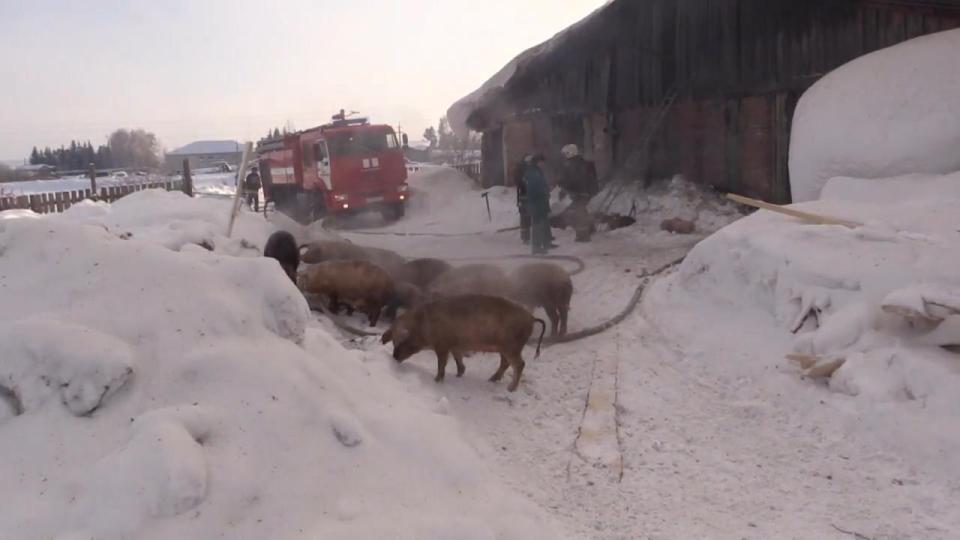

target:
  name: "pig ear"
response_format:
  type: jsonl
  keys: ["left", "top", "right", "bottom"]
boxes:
{"left": 381, "top": 328, "right": 393, "bottom": 344}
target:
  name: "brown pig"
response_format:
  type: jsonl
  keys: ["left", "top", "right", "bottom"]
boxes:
{"left": 382, "top": 294, "right": 546, "bottom": 392}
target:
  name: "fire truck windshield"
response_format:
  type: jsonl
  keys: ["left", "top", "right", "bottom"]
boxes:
{"left": 326, "top": 130, "right": 398, "bottom": 156}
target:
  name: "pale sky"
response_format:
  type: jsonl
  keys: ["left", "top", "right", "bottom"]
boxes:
{"left": 0, "top": 0, "right": 605, "bottom": 161}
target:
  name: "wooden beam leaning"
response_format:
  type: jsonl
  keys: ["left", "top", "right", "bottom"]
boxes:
{"left": 726, "top": 193, "right": 862, "bottom": 229}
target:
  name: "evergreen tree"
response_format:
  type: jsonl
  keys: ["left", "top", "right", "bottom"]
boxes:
{"left": 96, "top": 145, "right": 113, "bottom": 168}
{"left": 29, "top": 147, "right": 40, "bottom": 165}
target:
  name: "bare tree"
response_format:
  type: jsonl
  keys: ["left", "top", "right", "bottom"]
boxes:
{"left": 108, "top": 128, "right": 161, "bottom": 169}
{"left": 423, "top": 127, "right": 438, "bottom": 148}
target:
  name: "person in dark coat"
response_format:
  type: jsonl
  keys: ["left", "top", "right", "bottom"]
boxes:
{"left": 559, "top": 144, "right": 600, "bottom": 242}
{"left": 513, "top": 156, "right": 531, "bottom": 244}
{"left": 523, "top": 154, "right": 552, "bottom": 255}
{"left": 244, "top": 166, "right": 262, "bottom": 212}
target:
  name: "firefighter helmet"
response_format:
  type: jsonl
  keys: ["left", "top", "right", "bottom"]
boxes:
{"left": 561, "top": 144, "right": 579, "bottom": 158}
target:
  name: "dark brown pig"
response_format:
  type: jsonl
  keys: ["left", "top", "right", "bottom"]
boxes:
{"left": 301, "top": 260, "right": 394, "bottom": 326}
{"left": 381, "top": 294, "right": 546, "bottom": 392}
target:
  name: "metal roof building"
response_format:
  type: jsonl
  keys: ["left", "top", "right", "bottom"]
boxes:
{"left": 164, "top": 140, "right": 242, "bottom": 173}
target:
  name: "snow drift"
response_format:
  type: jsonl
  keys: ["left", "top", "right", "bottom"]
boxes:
{"left": 789, "top": 28, "right": 960, "bottom": 202}
{"left": 646, "top": 172, "right": 960, "bottom": 476}
{"left": 0, "top": 191, "right": 565, "bottom": 539}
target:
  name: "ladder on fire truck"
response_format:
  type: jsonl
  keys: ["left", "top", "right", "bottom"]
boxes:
{"left": 597, "top": 86, "right": 678, "bottom": 215}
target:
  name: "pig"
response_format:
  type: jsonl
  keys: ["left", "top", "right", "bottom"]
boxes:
{"left": 300, "top": 240, "right": 406, "bottom": 279}
{"left": 396, "top": 258, "right": 453, "bottom": 290}
{"left": 263, "top": 230, "right": 299, "bottom": 283}
{"left": 426, "top": 264, "right": 516, "bottom": 300}
{"left": 383, "top": 281, "right": 426, "bottom": 320}
{"left": 362, "top": 246, "right": 407, "bottom": 279}
{"left": 509, "top": 262, "right": 573, "bottom": 336}
{"left": 660, "top": 218, "right": 696, "bottom": 234}
{"left": 299, "top": 240, "right": 369, "bottom": 264}
{"left": 301, "top": 260, "right": 394, "bottom": 326}
{"left": 381, "top": 294, "right": 546, "bottom": 392}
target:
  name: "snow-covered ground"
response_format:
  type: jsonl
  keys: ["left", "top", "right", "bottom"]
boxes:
{"left": 330, "top": 166, "right": 960, "bottom": 538}
{"left": 0, "top": 175, "right": 164, "bottom": 197}
{"left": 0, "top": 186, "right": 567, "bottom": 539}
{"left": 0, "top": 172, "right": 237, "bottom": 198}
{"left": 5, "top": 161, "right": 959, "bottom": 539}
{"left": 643, "top": 172, "right": 960, "bottom": 538}
{"left": 189, "top": 172, "right": 239, "bottom": 197}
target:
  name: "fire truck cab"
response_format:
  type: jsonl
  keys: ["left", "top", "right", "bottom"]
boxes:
{"left": 257, "top": 111, "right": 408, "bottom": 224}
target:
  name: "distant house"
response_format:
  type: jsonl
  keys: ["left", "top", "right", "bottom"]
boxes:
{"left": 164, "top": 140, "right": 242, "bottom": 173}
{"left": 14, "top": 164, "right": 57, "bottom": 180}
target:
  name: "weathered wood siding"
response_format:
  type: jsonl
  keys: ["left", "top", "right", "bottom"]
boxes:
{"left": 473, "top": 0, "right": 960, "bottom": 202}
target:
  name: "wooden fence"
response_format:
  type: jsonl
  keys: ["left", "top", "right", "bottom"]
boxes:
{"left": 454, "top": 162, "right": 481, "bottom": 183}
{"left": 0, "top": 180, "right": 184, "bottom": 215}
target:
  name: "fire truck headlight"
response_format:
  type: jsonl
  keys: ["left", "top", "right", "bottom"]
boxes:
{"left": 333, "top": 194, "right": 348, "bottom": 202}
{"left": 342, "top": 203, "right": 350, "bottom": 209}
{"left": 399, "top": 194, "right": 406, "bottom": 201}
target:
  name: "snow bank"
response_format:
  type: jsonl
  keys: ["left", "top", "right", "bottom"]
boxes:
{"left": 589, "top": 175, "right": 741, "bottom": 232}
{"left": 0, "top": 195, "right": 565, "bottom": 539}
{"left": 190, "top": 172, "right": 237, "bottom": 196}
{"left": 0, "top": 172, "right": 236, "bottom": 198}
{"left": 646, "top": 172, "right": 960, "bottom": 475}
{"left": 822, "top": 170, "right": 960, "bottom": 204}
{"left": 789, "top": 29, "right": 960, "bottom": 202}
{"left": 58, "top": 189, "right": 282, "bottom": 256}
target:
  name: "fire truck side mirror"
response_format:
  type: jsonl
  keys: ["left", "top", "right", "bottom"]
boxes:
{"left": 402, "top": 133, "right": 409, "bottom": 147}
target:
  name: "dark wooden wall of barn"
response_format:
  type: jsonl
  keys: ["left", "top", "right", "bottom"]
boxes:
{"left": 479, "top": 0, "right": 960, "bottom": 202}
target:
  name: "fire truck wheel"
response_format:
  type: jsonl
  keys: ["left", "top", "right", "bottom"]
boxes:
{"left": 381, "top": 203, "right": 405, "bottom": 222}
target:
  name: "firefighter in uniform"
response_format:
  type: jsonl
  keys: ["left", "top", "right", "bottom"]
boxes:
{"left": 523, "top": 154, "right": 552, "bottom": 255}
{"left": 559, "top": 144, "right": 599, "bottom": 242}
{"left": 244, "top": 165, "right": 262, "bottom": 212}
{"left": 513, "top": 156, "right": 531, "bottom": 244}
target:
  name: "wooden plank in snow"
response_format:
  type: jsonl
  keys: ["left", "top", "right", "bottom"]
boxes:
{"left": 572, "top": 352, "right": 623, "bottom": 481}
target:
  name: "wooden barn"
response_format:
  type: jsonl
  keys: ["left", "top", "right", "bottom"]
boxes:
{"left": 449, "top": 0, "right": 960, "bottom": 202}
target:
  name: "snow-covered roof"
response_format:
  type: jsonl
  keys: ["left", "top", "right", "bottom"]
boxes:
{"left": 15, "top": 164, "right": 55, "bottom": 171}
{"left": 167, "top": 140, "right": 241, "bottom": 156}
{"left": 447, "top": 0, "right": 614, "bottom": 135}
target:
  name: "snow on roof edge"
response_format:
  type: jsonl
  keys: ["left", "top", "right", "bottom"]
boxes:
{"left": 167, "top": 140, "right": 243, "bottom": 156}
{"left": 447, "top": 0, "right": 615, "bottom": 135}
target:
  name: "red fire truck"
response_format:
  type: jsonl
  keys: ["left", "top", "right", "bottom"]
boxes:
{"left": 256, "top": 111, "right": 409, "bottom": 223}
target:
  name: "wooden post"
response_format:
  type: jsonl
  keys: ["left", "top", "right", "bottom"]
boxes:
{"left": 88, "top": 163, "right": 97, "bottom": 198}
{"left": 16, "top": 195, "right": 28, "bottom": 209}
{"left": 226, "top": 142, "right": 254, "bottom": 238}
{"left": 182, "top": 159, "right": 193, "bottom": 197}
